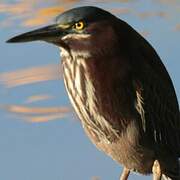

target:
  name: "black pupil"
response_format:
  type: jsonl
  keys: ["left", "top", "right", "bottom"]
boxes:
{"left": 77, "top": 23, "right": 82, "bottom": 27}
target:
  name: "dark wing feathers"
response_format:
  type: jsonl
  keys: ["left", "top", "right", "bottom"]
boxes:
{"left": 132, "top": 35, "right": 180, "bottom": 154}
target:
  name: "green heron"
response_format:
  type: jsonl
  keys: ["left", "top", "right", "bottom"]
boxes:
{"left": 7, "top": 6, "right": 180, "bottom": 180}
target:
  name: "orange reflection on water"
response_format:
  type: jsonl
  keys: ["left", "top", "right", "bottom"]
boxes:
{"left": 25, "top": 94, "right": 54, "bottom": 104}
{"left": 0, "top": 1, "right": 32, "bottom": 15}
{"left": 0, "top": 64, "right": 61, "bottom": 88}
{"left": 0, "top": 1, "right": 33, "bottom": 27}
{"left": 0, "top": 1, "right": 77, "bottom": 27}
{"left": 24, "top": 6, "right": 65, "bottom": 27}
{"left": 21, "top": 114, "right": 67, "bottom": 123}
{"left": 5, "top": 105, "right": 68, "bottom": 114}
{"left": 3, "top": 104, "right": 70, "bottom": 123}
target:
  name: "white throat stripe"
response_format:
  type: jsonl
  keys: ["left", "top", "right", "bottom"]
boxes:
{"left": 62, "top": 34, "right": 91, "bottom": 41}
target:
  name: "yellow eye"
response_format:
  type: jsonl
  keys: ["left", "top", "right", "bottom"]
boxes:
{"left": 74, "top": 21, "right": 85, "bottom": 30}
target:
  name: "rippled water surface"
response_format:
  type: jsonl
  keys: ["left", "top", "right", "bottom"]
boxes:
{"left": 0, "top": 1, "right": 180, "bottom": 180}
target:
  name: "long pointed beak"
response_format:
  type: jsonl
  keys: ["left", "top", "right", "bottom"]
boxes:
{"left": 6, "top": 24, "right": 65, "bottom": 43}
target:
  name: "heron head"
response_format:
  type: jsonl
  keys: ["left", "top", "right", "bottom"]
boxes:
{"left": 7, "top": 6, "right": 121, "bottom": 56}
